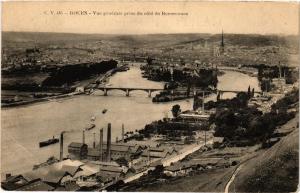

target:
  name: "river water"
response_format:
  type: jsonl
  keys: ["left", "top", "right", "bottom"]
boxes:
{"left": 1, "top": 67, "right": 260, "bottom": 177}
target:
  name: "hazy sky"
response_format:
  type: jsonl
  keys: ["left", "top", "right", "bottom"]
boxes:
{"left": 2, "top": 1, "right": 299, "bottom": 35}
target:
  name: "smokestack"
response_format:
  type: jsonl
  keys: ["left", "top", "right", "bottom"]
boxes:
{"left": 202, "top": 91, "right": 205, "bottom": 112}
{"left": 99, "top": 128, "right": 103, "bottom": 162}
{"left": 116, "top": 137, "right": 118, "bottom": 143}
{"left": 279, "top": 64, "right": 282, "bottom": 78}
{"left": 122, "top": 124, "right": 125, "bottom": 143}
{"left": 107, "top": 123, "right": 111, "bottom": 162}
{"left": 82, "top": 130, "right": 85, "bottom": 144}
{"left": 60, "top": 132, "right": 64, "bottom": 161}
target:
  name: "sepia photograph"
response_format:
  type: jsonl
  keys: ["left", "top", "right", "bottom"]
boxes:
{"left": 1, "top": 1, "right": 299, "bottom": 192}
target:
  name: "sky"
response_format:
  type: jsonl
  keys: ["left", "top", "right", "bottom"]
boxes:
{"left": 2, "top": 1, "right": 299, "bottom": 35}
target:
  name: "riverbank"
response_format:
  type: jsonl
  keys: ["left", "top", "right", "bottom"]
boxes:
{"left": 1, "top": 64, "right": 129, "bottom": 108}
{"left": 1, "top": 91, "right": 83, "bottom": 108}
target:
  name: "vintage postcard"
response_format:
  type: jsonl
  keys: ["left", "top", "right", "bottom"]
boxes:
{"left": 1, "top": 1, "right": 299, "bottom": 192}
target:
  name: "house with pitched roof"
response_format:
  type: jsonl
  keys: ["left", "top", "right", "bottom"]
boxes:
{"left": 164, "top": 163, "right": 193, "bottom": 177}
{"left": 141, "top": 146, "right": 178, "bottom": 159}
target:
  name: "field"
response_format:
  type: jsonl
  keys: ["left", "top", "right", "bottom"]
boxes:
{"left": 135, "top": 167, "right": 236, "bottom": 192}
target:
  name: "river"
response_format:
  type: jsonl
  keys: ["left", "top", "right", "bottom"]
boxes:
{"left": 1, "top": 67, "right": 260, "bottom": 177}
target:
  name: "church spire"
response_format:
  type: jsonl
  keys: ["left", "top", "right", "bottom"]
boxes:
{"left": 220, "top": 30, "right": 224, "bottom": 54}
{"left": 221, "top": 30, "right": 224, "bottom": 47}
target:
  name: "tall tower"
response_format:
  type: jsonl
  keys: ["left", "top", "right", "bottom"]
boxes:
{"left": 220, "top": 30, "right": 225, "bottom": 54}
{"left": 170, "top": 64, "right": 174, "bottom": 82}
{"left": 99, "top": 128, "right": 103, "bottom": 162}
{"left": 60, "top": 132, "right": 64, "bottom": 161}
{"left": 106, "top": 123, "right": 112, "bottom": 162}
{"left": 122, "top": 124, "right": 125, "bottom": 143}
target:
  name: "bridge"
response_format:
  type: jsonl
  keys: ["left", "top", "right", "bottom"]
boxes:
{"left": 89, "top": 86, "right": 262, "bottom": 97}
{"left": 92, "top": 87, "right": 165, "bottom": 97}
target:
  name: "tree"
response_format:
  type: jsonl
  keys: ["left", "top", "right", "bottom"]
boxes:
{"left": 236, "top": 92, "right": 249, "bottom": 107}
{"left": 186, "top": 81, "right": 191, "bottom": 97}
{"left": 193, "top": 95, "right": 203, "bottom": 111}
{"left": 171, "top": 104, "right": 181, "bottom": 118}
{"left": 213, "top": 109, "right": 238, "bottom": 138}
{"left": 146, "top": 57, "right": 153, "bottom": 65}
{"left": 152, "top": 165, "right": 164, "bottom": 177}
{"left": 217, "top": 92, "right": 221, "bottom": 101}
{"left": 247, "top": 85, "right": 251, "bottom": 98}
{"left": 252, "top": 88, "right": 255, "bottom": 97}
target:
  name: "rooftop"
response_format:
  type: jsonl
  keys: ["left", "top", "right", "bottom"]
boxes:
{"left": 87, "top": 160, "right": 120, "bottom": 167}
{"left": 142, "top": 151, "right": 168, "bottom": 158}
{"left": 55, "top": 182, "right": 81, "bottom": 191}
{"left": 68, "top": 142, "right": 87, "bottom": 148}
{"left": 16, "top": 180, "right": 55, "bottom": 191}
{"left": 100, "top": 166, "right": 124, "bottom": 173}
{"left": 23, "top": 159, "right": 84, "bottom": 183}
{"left": 165, "top": 163, "right": 192, "bottom": 172}
{"left": 1, "top": 175, "right": 29, "bottom": 190}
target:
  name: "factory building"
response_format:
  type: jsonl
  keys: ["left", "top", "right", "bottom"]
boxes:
{"left": 86, "top": 148, "right": 101, "bottom": 161}
{"left": 68, "top": 123, "right": 142, "bottom": 162}
{"left": 88, "top": 143, "right": 143, "bottom": 161}
{"left": 141, "top": 146, "right": 178, "bottom": 159}
{"left": 68, "top": 143, "right": 88, "bottom": 160}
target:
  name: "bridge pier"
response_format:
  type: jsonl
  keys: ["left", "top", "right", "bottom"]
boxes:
{"left": 104, "top": 88, "right": 108, "bottom": 96}
{"left": 217, "top": 91, "right": 223, "bottom": 100}
{"left": 126, "top": 89, "right": 129, "bottom": 97}
{"left": 148, "top": 90, "right": 152, "bottom": 97}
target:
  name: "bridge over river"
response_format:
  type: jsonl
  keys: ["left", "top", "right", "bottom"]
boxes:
{"left": 89, "top": 86, "right": 262, "bottom": 97}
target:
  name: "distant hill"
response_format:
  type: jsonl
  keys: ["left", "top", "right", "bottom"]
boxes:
{"left": 2, "top": 31, "right": 298, "bottom": 49}
{"left": 2, "top": 31, "right": 298, "bottom": 67}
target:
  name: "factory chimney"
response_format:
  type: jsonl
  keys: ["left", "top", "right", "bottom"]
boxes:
{"left": 107, "top": 123, "right": 112, "bottom": 162}
{"left": 202, "top": 91, "right": 205, "bottom": 112}
{"left": 82, "top": 130, "right": 85, "bottom": 144}
{"left": 116, "top": 137, "right": 118, "bottom": 143}
{"left": 99, "top": 128, "right": 103, "bottom": 162}
{"left": 122, "top": 124, "right": 125, "bottom": 143}
{"left": 279, "top": 65, "right": 282, "bottom": 78}
{"left": 60, "top": 132, "right": 64, "bottom": 161}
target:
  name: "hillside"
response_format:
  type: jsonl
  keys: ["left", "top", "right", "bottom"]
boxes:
{"left": 233, "top": 115, "right": 299, "bottom": 192}
{"left": 2, "top": 32, "right": 298, "bottom": 49}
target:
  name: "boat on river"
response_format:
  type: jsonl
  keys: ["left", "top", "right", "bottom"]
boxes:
{"left": 102, "top": 109, "right": 108, "bottom": 114}
{"left": 39, "top": 137, "right": 59, "bottom": 148}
